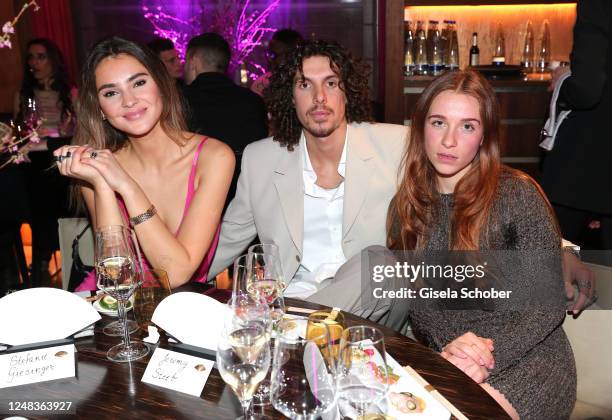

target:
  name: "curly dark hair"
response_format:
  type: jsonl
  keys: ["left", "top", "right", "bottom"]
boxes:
{"left": 264, "top": 39, "right": 372, "bottom": 150}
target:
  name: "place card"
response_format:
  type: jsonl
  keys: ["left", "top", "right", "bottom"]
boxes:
{"left": 0, "top": 344, "right": 76, "bottom": 389}
{"left": 142, "top": 348, "right": 214, "bottom": 397}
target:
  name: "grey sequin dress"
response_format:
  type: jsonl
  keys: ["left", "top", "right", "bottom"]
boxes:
{"left": 395, "top": 174, "right": 577, "bottom": 419}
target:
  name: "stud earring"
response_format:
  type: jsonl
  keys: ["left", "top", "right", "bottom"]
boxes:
{"left": 101, "top": 112, "right": 106, "bottom": 121}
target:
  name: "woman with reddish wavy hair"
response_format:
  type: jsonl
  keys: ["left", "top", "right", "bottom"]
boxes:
{"left": 387, "top": 70, "right": 575, "bottom": 419}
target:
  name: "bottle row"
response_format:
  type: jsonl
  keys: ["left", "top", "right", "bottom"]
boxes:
{"left": 404, "top": 19, "right": 552, "bottom": 76}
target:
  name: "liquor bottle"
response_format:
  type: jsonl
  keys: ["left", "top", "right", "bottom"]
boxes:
{"left": 469, "top": 32, "right": 480, "bottom": 67}
{"left": 492, "top": 23, "right": 506, "bottom": 66}
{"left": 427, "top": 21, "right": 443, "bottom": 75}
{"left": 447, "top": 21, "right": 459, "bottom": 71}
{"left": 404, "top": 21, "right": 415, "bottom": 76}
{"left": 414, "top": 21, "right": 428, "bottom": 75}
{"left": 536, "top": 20, "right": 551, "bottom": 73}
{"left": 440, "top": 20, "right": 451, "bottom": 69}
{"left": 521, "top": 21, "right": 535, "bottom": 71}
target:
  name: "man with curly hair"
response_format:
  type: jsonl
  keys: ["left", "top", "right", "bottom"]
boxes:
{"left": 209, "top": 39, "right": 408, "bottom": 299}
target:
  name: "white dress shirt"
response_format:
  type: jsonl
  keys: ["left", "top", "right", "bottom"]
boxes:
{"left": 284, "top": 133, "right": 348, "bottom": 298}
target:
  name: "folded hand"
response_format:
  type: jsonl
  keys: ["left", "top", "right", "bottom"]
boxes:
{"left": 440, "top": 331, "right": 495, "bottom": 370}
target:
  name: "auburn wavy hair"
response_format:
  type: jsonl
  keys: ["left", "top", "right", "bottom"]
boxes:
{"left": 264, "top": 39, "right": 372, "bottom": 150}
{"left": 387, "top": 70, "right": 503, "bottom": 251}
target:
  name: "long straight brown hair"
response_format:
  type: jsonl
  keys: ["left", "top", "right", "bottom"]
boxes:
{"left": 387, "top": 70, "right": 502, "bottom": 250}
{"left": 73, "top": 36, "right": 187, "bottom": 151}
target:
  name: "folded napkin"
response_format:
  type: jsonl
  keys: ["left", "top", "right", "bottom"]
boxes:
{"left": 0, "top": 288, "right": 101, "bottom": 346}
{"left": 151, "top": 292, "right": 231, "bottom": 351}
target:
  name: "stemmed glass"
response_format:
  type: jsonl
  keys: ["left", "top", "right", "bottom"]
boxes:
{"left": 246, "top": 247, "right": 286, "bottom": 323}
{"left": 217, "top": 320, "right": 271, "bottom": 420}
{"left": 23, "top": 97, "right": 40, "bottom": 130}
{"left": 245, "top": 247, "right": 286, "bottom": 406}
{"left": 95, "top": 225, "right": 149, "bottom": 362}
{"left": 337, "top": 326, "right": 389, "bottom": 418}
{"left": 247, "top": 243, "right": 285, "bottom": 290}
{"left": 101, "top": 227, "right": 140, "bottom": 337}
{"left": 271, "top": 318, "right": 338, "bottom": 419}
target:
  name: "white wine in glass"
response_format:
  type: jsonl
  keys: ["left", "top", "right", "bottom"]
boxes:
{"left": 217, "top": 322, "right": 271, "bottom": 419}
{"left": 95, "top": 225, "right": 148, "bottom": 363}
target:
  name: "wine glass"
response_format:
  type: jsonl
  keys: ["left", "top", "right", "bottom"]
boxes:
{"left": 23, "top": 97, "right": 40, "bottom": 130}
{"left": 245, "top": 251, "right": 286, "bottom": 406}
{"left": 100, "top": 226, "right": 140, "bottom": 337}
{"left": 217, "top": 321, "right": 271, "bottom": 419}
{"left": 246, "top": 251, "right": 286, "bottom": 323}
{"left": 271, "top": 318, "right": 337, "bottom": 419}
{"left": 133, "top": 269, "right": 172, "bottom": 331}
{"left": 337, "top": 326, "right": 389, "bottom": 418}
{"left": 95, "top": 225, "right": 149, "bottom": 362}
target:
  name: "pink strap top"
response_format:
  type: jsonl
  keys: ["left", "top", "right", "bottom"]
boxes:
{"left": 125, "top": 137, "right": 220, "bottom": 283}
{"left": 75, "top": 138, "right": 220, "bottom": 291}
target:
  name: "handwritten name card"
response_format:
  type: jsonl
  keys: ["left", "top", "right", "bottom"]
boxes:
{"left": 142, "top": 348, "right": 213, "bottom": 397}
{"left": 0, "top": 344, "right": 76, "bottom": 388}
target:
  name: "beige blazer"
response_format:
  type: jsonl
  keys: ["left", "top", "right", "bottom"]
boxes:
{"left": 209, "top": 122, "right": 409, "bottom": 281}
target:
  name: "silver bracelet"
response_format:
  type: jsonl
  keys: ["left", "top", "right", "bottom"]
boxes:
{"left": 129, "top": 205, "right": 157, "bottom": 227}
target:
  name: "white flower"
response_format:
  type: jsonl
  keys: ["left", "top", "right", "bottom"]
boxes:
{"left": 0, "top": 39, "right": 12, "bottom": 49}
{"left": 30, "top": 133, "right": 40, "bottom": 143}
{"left": 14, "top": 154, "right": 25, "bottom": 164}
{"left": 2, "top": 22, "right": 14, "bottom": 35}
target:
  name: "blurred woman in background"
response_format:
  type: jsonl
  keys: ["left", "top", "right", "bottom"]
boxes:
{"left": 13, "top": 38, "right": 76, "bottom": 287}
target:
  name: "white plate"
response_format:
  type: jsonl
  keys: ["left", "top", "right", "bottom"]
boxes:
{"left": 92, "top": 297, "right": 133, "bottom": 317}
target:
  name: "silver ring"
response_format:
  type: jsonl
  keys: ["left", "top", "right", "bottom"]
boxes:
{"left": 90, "top": 151, "right": 98, "bottom": 160}
{"left": 54, "top": 155, "right": 64, "bottom": 163}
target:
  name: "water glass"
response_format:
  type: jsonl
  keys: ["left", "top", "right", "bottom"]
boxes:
{"left": 271, "top": 319, "right": 337, "bottom": 419}
{"left": 133, "top": 269, "right": 172, "bottom": 331}
{"left": 337, "top": 326, "right": 389, "bottom": 417}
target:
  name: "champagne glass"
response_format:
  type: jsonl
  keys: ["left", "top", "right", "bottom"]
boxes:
{"left": 95, "top": 225, "right": 148, "bottom": 362}
{"left": 101, "top": 226, "right": 140, "bottom": 337}
{"left": 337, "top": 326, "right": 389, "bottom": 418}
{"left": 133, "top": 269, "right": 172, "bottom": 331}
{"left": 217, "top": 321, "right": 271, "bottom": 419}
{"left": 271, "top": 318, "right": 337, "bottom": 419}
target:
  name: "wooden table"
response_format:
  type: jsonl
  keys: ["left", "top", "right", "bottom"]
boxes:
{"left": 1, "top": 284, "right": 509, "bottom": 419}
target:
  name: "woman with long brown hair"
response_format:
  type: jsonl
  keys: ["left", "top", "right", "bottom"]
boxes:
{"left": 387, "top": 70, "right": 575, "bottom": 419}
{"left": 53, "top": 37, "right": 234, "bottom": 289}
{"left": 13, "top": 38, "right": 77, "bottom": 287}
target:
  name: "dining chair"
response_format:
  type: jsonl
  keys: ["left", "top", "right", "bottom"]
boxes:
{"left": 57, "top": 218, "right": 94, "bottom": 290}
{"left": 564, "top": 262, "right": 612, "bottom": 417}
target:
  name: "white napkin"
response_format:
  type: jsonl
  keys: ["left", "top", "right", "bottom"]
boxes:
{"left": 0, "top": 288, "right": 101, "bottom": 346}
{"left": 151, "top": 292, "right": 231, "bottom": 351}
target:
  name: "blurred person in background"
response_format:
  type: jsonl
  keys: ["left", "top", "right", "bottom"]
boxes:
{"left": 183, "top": 32, "right": 268, "bottom": 209}
{"left": 542, "top": 1, "right": 612, "bottom": 257}
{"left": 147, "top": 37, "right": 185, "bottom": 89}
{"left": 250, "top": 28, "right": 303, "bottom": 97}
{"left": 13, "top": 38, "right": 77, "bottom": 287}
